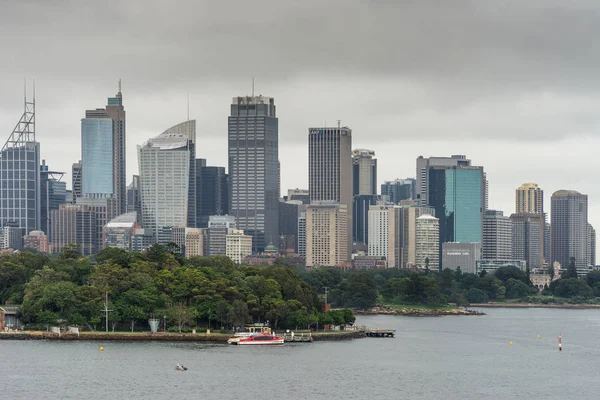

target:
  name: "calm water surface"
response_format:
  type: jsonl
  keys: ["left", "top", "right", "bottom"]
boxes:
{"left": 3, "top": 308, "right": 600, "bottom": 399}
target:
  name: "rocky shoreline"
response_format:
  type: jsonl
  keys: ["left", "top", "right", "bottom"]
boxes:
{"left": 469, "top": 303, "right": 600, "bottom": 309}
{"left": 355, "top": 306, "right": 485, "bottom": 316}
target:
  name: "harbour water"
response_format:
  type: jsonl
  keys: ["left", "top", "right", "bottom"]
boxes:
{"left": 2, "top": 308, "right": 600, "bottom": 399}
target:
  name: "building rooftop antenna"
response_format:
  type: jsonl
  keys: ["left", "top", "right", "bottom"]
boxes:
{"left": 337, "top": 120, "right": 341, "bottom": 128}
{"left": 252, "top": 77, "right": 255, "bottom": 97}
{"left": 187, "top": 92, "right": 190, "bottom": 121}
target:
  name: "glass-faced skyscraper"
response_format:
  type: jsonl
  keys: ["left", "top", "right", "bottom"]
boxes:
{"left": 551, "top": 190, "right": 588, "bottom": 268}
{"left": 0, "top": 93, "right": 40, "bottom": 234}
{"left": 80, "top": 84, "right": 126, "bottom": 214}
{"left": 428, "top": 165, "right": 484, "bottom": 267}
{"left": 138, "top": 120, "right": 196, "bottom": 242}
{"left": 228, "top": 96, "right": 278, "bottom": 252}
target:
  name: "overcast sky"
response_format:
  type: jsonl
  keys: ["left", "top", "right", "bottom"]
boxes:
{"left": 1, "top": 0, "right": 600, "bottom": 241}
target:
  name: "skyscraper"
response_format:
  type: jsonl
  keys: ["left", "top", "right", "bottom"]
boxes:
{"left": 308, "top": 126, "right": 353, "bottom": 257}
{"left": 510, "top": 213, "right": 544, "bottom": 269}
{"left": 367, "top": 204, "right": 394, "bottom": 259}
{"left": 415, "top": 214, "right": 440, "bottom": 270}
{"left": 71, "top": 160, "right": 82, "bottom": 201}
{"left": 416, "top": 155, "right": 471, "bottom": 204}
{"left": 40, "top": 161, "right": 67, "bottom": 236}
{"left": 228, "top": 96, "right": 278, "bottom": 252}
{"left": 483, "top": 210, "right": 512, "bottom": 259}
{"left": 81, "top": 112, "right": 113, "bottom": 198}
{"left": 50, "top": 203, "right": 97, "bottom": 256}
{"left": 392, "top": 202, "right": 435, "bottom": 268}
{"left": 81, "top": 85, "right": 126, "bottom": 214}
{"left": 352, "top": 194, "right": 379, "bottom": 246}
{"left": 516, "top": 183, "right": 543, "bottom": 214}
{"left": 588, "top": 223, "right": 596, "bottom": 266}
{"left": 427, "top": 165, "right": 484, "bottom": 267}
{"left": 551, "top": 190, "right": 589, "bottom": 268}
{"left": 126, "top": 175, "right": 141, "bottom": 221}
{"left": 352, "top": 149, "right": 377, "bottom": 196}
{"left": 0, "top": 92, "right": 40, "bottom": 233}
{"left": 380, "top": 178, "right": 416, "bottom": 204}
{"left": 196, "top": 159, "right": 228, "bottom": 228}
{"left": 138, "top": 120, "right": 196, "bottom": 241}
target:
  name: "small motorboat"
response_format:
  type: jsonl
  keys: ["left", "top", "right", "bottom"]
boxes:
{"left": 175, "top": 364, "right": 188, "bottom": 371}
{"left": 234, "top": 332, "right": 284, "bottom": 345}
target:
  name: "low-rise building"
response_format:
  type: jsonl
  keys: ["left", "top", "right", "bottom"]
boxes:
{"left": 475, "top": 259, "right": 527, "bottom": 275}
{"left": 226, "top": 229, "right": 252, "bottom": 264}
{"left": 24, "top": 231, "right": 50, "bottom": 253}
{"left": 442, "top": 242, "right": 481, "bottom": 273}
{"left": 103, "top": 212, "right": 140, "bottom": 251}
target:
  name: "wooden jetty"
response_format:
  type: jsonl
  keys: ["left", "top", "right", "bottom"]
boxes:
{"left": 365, "top": 328, "right": 396, "bottom": 338}
{"left": 283, "top": 332, "right": 313, "bottom": 343}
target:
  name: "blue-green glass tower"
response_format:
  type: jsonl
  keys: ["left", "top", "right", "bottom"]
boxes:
{"left": 428, "top": 165, "right": 484, "bottom": 269}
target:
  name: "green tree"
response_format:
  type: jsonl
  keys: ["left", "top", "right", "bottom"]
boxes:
{"left": 553, "top": 278, "right": 593, "bottom": 299}
{"left": 562, "top": 257, "right": 579, "bottom": 279}
{"left": 466, "top": 288, "right": 489, "bottom": 303}
{"left": 505, "top": 278, "right": 530, "bottom": 299}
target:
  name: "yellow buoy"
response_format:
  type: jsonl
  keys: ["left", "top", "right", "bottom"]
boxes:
{"left": 537, "top": 335, "right": 540, "bottom": 339}
{"left": 509, "top": 341, "right": 513, "bottom": 345}
{"left": 100, "top": 347, "right": 104, "bottom": 351}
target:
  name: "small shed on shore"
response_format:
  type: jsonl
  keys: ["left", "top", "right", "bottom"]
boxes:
{"left": 0, "top": 306, "right": 19, "bottom": 330}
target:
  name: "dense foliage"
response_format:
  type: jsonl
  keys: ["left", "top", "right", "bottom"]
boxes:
{"left": 1, "top": 245, "right": 355, "bottom": 331}
{"left": 303, "top": 259, "right": 600, "bottom": 309}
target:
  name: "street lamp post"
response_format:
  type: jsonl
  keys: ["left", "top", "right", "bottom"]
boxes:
{"left": 163, "top": 315, "right": 166, "bottom": 333}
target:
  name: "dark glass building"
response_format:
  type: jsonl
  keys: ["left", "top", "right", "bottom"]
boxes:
{"left": 381, "top": 178, "right": 415, "bottom": 204}
{"left": 40, "top": 161, "right": 67, "bottom": 236}
{"left": 196, "top": 159, "right": 228, "bottom": 228}
{"left": 353, "top": 194, "right": 379, "bottom": 246}
{"left": 229, "top": 96, "right": 278, "bottom": 252}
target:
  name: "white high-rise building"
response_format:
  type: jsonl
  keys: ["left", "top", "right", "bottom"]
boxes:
{"left": 138, "top": 121, "right": 196, "bottom": 241}
{"left": 298, "top": 212, "right": 306, "bottom": 258}
{"left": 226, "top": 229, "right": 253, "bottom": 264}
{"left": 415, "top": 214, "right": 440, "bottom": 270}
{"left": 483, "top": 210, "right": 512, "bottom": 259}
{"left": 368, "top": 205, "right": 394, "bottom": 260}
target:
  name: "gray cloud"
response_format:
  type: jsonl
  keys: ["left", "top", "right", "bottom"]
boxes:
{"left": 1, "top": 0, "right": 600, "bottom": 239}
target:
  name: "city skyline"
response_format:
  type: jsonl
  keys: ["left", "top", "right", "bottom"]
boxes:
{"left": 2, "top": 1, "right": 600, "bottom": 253}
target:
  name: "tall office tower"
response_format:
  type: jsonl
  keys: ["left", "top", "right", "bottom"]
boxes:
{"left": 483, "top": 173, "right": 489, "bottom": 212}
{"left": 126, "top": 175, "right": 141, "bottom": 221}
{"left": 305, "top": 202, "right": 348, "bottom": 268}
{"left": 381, "top": 178, "right": 416, "bottom": 204}
{"left": 482, "top": 210, "right": 512, "bottom": 259}
{"left": 287, "top": 189, "right": 310, "bottom": 204}
{"left": 196, "top": 159, "right": 228, "bottom": 228}
{"left": 392, "top": 203, "right": 436, "bottom": 268}
{"left": 50, "top": 203, "right": 97, "bottom": 256}
{"left": 81, "top": 84, "right": 126, "bottom": 215}
{"left": 415, "top": 214, "right": 440, "bottom": 270}
{"left": 510, "top": 213, "right": 544, "bottom": 269}
{"left": 106, "top": 83, "right": 127, "bottom": 215}
{"left": 352, "top": 149, "right": 377, "bottom": 196}
{"left": 279, "top": 200, "right": 307, "bottom": 253}
{"left": 428, "top": 165, "right": 484, "bottom": 268}
{"left": 71, "top": 161, "right": 82, "bottom": 201}
{"left": 81, "top": 110, "right": 113, "bottom": 198}
{"left": 308, "top": 126, "right": 353, "bottom": 258}
{"left": 208, "top": 215, "right": 237, "bottom": 255}
{"left": 551, "top": 190, "right": 588, "bottom": 269}
{"left": 367, "top": 204, "right": 395, "bottom": 261}
{"left": 138, "top": 121, "right": 196, "bottom": 241}
{"left": 416, "top": 155, "right": 471, "bottom": 204}
{"left": 298, "top": 212, "right": 306, "bottom": 258}
{"left": 229, "top": 96, "right": 278, "bottom": 252}
{"left": 0, "top": 92, "right": 41, "bottom": 233}
{"left": 587, "top": 223, "right": 596, "bottom": 266}
{"left": 353, "top": 194, "right": 380, "bottom": 246}
{"left": 40, "top": 161, "right": 67, "bottom": 236}
{"left": 516, "top": 183, "right": 544, "bottom": 214}
{"left": 543, "top": 214, "right": 551, "bottom": 263}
